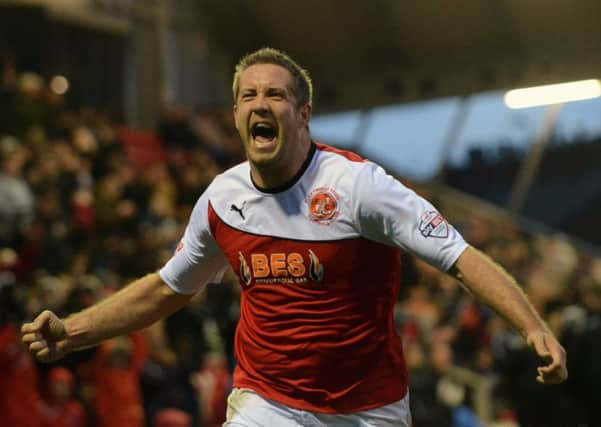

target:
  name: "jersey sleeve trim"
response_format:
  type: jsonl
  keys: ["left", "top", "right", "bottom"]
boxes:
{"left": 314, "top": 141, "right": 366, "bottom": 163}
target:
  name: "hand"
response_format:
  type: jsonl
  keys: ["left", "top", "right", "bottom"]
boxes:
{"left": 21, "top": 310, "right": 69, "bottom": 362}
{"left": 526, "top": 331, "right": 568, "bottom": 384}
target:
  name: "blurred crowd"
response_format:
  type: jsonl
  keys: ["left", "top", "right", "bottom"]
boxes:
{"left": 398, "top": 191, "right": 601, "bottom": 427}
{"left": 0, "top": 55, "right": 243, "bottom": 427}
{"left": 1, "top": 55, "right": 601, "bottom": 427}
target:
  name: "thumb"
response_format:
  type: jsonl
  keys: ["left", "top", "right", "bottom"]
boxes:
{"left": 37, "top": 310, "right": 66, "bottom": 340}
{"left": 21, "top": 310, "right": 53, "bottom": 333}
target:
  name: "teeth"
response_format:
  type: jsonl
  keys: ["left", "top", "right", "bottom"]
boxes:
{"left": 253, "top": 123, "right": 274, "bottom": 130}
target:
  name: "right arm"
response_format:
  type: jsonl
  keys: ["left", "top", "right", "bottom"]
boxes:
{"left": 22, "top": 272, "right": 193, "bottom": 362}
{"left": 23, "top": 186, "right": 228, "bottom": 363}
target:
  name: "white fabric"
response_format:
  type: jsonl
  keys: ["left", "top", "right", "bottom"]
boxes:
{"left": 353, "top": 162, "right": 467, "bottom": 271}
{"left": 223, "top": 388, "right": 412, "bottom": 427}
{"left": 159, "top": 191, "right": 228, "bottom": 294}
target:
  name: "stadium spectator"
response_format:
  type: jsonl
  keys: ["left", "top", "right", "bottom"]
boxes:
{"left": 0, "top": 134, "right": 34, "bottom": 248}
{"left": 153, "top": 407, "right": 192, "bottom": 427}
{"left": 0, "top": 274, "right": 42, "bottom": 427}
{"left": 190, "top": 351, "right": 231, "bottom": 426}
{"left": 562, "top": 273, "right": 601, "bottom": 426}
{"left": 40, "top": 367, "right": 86, "bottom": 427}
{"left": 80, "top": 332, "right": 148, "bottom": 427}
{"left": 8, "top": 72, "right": 49, "bottom": 138}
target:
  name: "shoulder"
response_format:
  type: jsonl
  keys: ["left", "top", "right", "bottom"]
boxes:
{"left": 312, "top": 143, "right": 399, "bottom": 191}
{"left": 204, "top": 161, "right": 253, "bottom": 203}
{"left": 209, "top": 161, "right": 251, "bottom": 192}
{"left": 204, "top": 161, "right": 254, "bottom": 221}
{"left": 313, "top": 142, "right": 365, "bottom": 163}
{"left": 312, "top": 142, "right": 373, "bottom": 181}
{"left": 185, "top": 161, "right": 251, "bottom": 221}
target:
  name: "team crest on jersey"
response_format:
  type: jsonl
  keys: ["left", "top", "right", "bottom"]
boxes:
{"left": 306, "top": 187, "right": 340, "bottom": 225}
{"left": 419, "top": 211, "right": 449, "bottom": 238}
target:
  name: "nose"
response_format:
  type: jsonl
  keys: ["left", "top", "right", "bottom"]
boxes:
{"left": 250, "top": 94, "right": 269, "bottom": 115}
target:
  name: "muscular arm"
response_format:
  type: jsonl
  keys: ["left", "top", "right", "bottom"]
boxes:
{"left": 22, "top": 272, "right": 193, "bottom": 362}
{"left": 450, "top": 245, "right": 567, "bottom": 384}
{"left": 451, "top": 246, "right": 545, "bottom": 337}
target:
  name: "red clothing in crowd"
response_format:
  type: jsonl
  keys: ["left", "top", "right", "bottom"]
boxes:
{"left": 41, "top": 400, "right": 86, "bottom": 427}
{"left": 83, "top": 331, "right": 148, "bottom": 427}
{"left": 153, "top": 408, "right": 192, "bottom": 427}
{"left": 41, "top": 367, "right": 86, "bottom": 427}
{"left": 0, "top": 322, "right": 42, "bottom": 427}
{"left": 192, "top": 356, "right": 231, "bottom": 426}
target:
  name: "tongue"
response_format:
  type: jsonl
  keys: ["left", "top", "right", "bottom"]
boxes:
{"left": 254, "top": 135, "right": 275, "bottom": 144}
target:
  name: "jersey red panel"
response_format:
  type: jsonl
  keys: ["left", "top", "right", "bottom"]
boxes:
{"left": 209, "top": 202, "right": 407, "bottom": 412}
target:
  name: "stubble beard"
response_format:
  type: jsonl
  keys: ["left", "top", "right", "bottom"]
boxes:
{"left": 245, "top": 133, "right": 285, "bottom": 167}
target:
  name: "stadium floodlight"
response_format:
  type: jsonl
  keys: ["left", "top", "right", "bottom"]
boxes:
{"left": 505, "top": 78, "right": 601, "bottom": 214}
{"left": 504, "top": 79, "right": 601, "bottom": 109}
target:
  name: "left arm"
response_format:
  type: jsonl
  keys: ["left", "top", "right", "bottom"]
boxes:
{"left": 450, "top": 245, "right": 568, "bottom": 384}
{"left": 351, "top": 164, "right": 567, "bottom": 384}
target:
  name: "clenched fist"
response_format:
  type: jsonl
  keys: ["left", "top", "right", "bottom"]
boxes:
{"left": 21, "top": 310, "right": 70, "bottom": 362}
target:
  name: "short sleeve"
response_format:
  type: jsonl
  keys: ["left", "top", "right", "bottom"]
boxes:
{"left": 159, "top": 190, "right": 228, "bottom": 294}
{"left": 353, "top": 162, "right": 467, "bottom": 271}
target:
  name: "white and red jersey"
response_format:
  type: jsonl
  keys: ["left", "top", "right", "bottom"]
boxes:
{"left": 159, "top": 142, "right": 467, "bottom": 413}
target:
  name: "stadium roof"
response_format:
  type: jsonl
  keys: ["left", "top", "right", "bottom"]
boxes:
{"left": 197, "top": 0, "right": 601, "bottom": 111}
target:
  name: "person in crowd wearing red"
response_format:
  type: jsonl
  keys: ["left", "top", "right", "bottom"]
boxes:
{"left": 153, "top": 407, "right": 192, "bottom": 427}
{"left": 0, "top": 275, "right": 42, "bottom": 427}
{"left": 81, "top": 332, "right": 148, "bottom": 427}
{"left": 41, "top": 367, "right": 86, "bottom": 427}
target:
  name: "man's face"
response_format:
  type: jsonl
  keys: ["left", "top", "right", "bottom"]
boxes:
{"left": 234, "top": 63, "right": 311, "bottom": 168}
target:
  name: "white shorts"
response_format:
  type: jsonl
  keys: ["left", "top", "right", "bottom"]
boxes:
{"left": 223, "top": 388, "right": 412, "bottom": 427}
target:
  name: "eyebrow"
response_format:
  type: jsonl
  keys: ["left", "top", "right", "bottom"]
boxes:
{"left": 267, "top": 88, "right": 286, "bottom": 95}
{"left": 239, "top": 85, "right": 290, "bottom": 96}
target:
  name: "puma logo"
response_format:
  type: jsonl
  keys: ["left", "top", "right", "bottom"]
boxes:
{"left": 230, "top": 201, "right": 246, "bottom": 220}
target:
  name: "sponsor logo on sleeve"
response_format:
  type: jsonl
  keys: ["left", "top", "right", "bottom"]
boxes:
{"left": 305, "top": 187, "right": 340, "bottom": 225}
{"left": 419, "top": 211, "right": 449, "bottom": 238}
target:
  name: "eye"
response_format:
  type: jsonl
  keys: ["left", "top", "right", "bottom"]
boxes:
{"left": 268, "top": 89, "right": 285, "bottom": 100}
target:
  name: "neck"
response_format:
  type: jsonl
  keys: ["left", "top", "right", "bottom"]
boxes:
{"left": 250, "top": 136, "right": 312, "bottom": 191}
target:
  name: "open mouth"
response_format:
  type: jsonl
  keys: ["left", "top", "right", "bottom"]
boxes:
{"left": 251, "top": 122, "right": 278, "bottom": 144}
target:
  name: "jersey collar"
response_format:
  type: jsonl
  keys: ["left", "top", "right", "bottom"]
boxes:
{"left": 251, "top": 142, "right": 317, "bottom": 194}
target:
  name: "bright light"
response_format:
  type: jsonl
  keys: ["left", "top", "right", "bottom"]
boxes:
{"left": 50, "top": 75, "right": 69, "bottom": 95}
{"left": 504, "top": 79, "right": 601, "bottom": 109}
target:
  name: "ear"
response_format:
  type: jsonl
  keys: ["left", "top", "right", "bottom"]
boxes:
{"left": 299, "top": 103, "right": 312, "bottom": 127}
{"left": 233, "top": 104, "right": 240, "bottom": 130}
